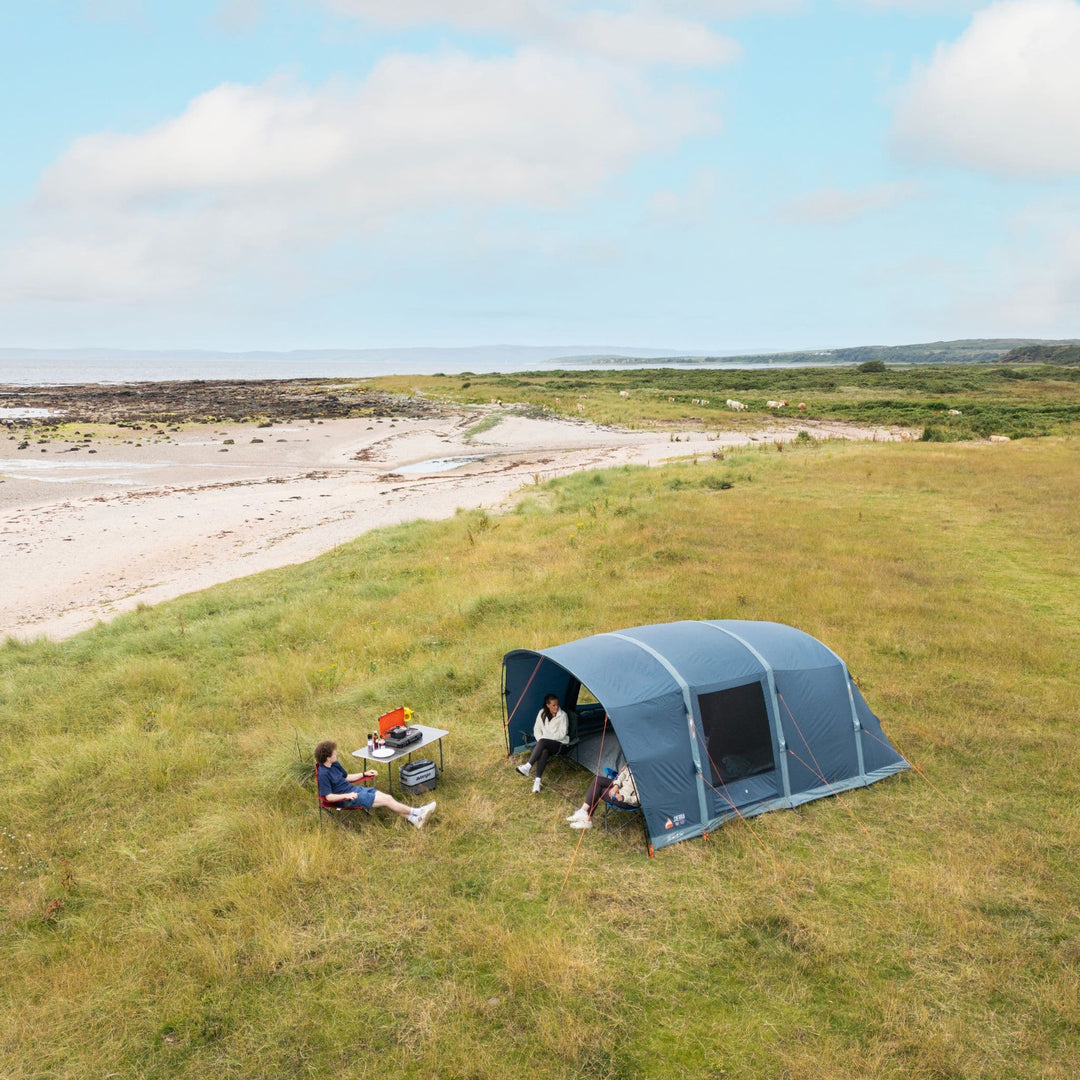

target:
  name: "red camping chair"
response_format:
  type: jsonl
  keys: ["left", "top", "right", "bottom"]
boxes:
{"left": 315, "top": 764, "right": 372, "bottom": 829}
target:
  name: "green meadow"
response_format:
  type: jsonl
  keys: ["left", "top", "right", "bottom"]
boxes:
{"left": 1, "top": 425, "right": 1078, "bottom": 1078}
{"left": 374, "top": 362, "right": 1080, "bottom": 440}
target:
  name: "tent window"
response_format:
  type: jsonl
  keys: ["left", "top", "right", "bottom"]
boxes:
{"left": 575, "top": 685, "right": 600, "bottom": 707}
{"left": 698, "top": 682, "right": 776, "bottom": 783}
{"left": 565, "top": 679, "right": 606, "bottom": 737}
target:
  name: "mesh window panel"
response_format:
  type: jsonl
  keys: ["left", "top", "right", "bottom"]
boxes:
{"left": 698, "top": 682, "right": 776, "bottom": 783}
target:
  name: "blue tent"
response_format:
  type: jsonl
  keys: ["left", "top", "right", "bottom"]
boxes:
{"left": 503, "top": 620, "right": 908, "bottom": 852}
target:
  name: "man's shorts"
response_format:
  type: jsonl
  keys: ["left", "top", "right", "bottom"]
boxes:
{"left": 348, "top": 785, "right": 377, "bottom": 809}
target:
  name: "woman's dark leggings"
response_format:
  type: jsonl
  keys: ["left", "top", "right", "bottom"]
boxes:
{"left": 527, "top": 738, "right": 563, "bottom": 778}
{"left": 583, "top": 775, "right": 615, "bottom": 814}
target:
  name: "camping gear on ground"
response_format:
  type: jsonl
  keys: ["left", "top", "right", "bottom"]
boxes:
{"left": 398, "top": 758, "right": 438, "bottom": 795}
{"left": 502, "top": 619, "right": 909, "bottom": 853}
{"left": 384, "top": 725, "right": 423, "bottom": 749}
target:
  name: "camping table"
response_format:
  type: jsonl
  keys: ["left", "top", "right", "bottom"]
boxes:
{"left": 352, "top": 725, "right": 448, "bottom": 798}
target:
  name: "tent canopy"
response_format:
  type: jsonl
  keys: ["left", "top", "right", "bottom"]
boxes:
{"left": 503, "top": 620, "right": 908, "bottom": 851}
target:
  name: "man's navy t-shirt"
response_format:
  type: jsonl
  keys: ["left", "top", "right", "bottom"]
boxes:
{"left": 317, "top": 760, "right": 376, "bottom": 809}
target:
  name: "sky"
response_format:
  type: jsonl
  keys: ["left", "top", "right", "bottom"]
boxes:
{"left": 1, "top": 0, "right": 1078, "bottom": 353}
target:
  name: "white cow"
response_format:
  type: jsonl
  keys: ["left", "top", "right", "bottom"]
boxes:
{"left": 726, "top": 399, "right": 748, "bottom": 411}
{"left": 766, "top": 400, "right": 788, "bottom": 409}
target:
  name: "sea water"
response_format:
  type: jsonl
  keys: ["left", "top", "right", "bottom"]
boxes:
{"left": 0, "top": 348, "right": 797, "bottom": 387}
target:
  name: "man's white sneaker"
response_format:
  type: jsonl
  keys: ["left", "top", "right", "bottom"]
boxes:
{"left": 566, "top": 808, "right": 588, "bottom": 823}
{"left": 410, "top": 801, "right": 436, "bottom": 828}
{"left": 569, "top": 817, "right": 592, "bottom": 829}
{"left": 515, "top": 763, "right": 531, "bottom": 777}
{"left": 532, "top": 777, "right": 542, "bottom": 794}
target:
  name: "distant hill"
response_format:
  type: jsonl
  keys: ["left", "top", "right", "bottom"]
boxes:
{"left": 575, "top": 338, "right": 1080, "bottom": 367}
{"left": 998, "top": 343, "right": 1080, "bottom": 366}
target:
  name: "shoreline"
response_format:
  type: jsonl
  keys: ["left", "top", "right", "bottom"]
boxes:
{"left": 2, "top": 385, "right": 915, "bottom": 641}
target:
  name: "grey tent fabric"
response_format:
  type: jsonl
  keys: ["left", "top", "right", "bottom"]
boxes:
{"left": 502, "top": 620, "right": 908, "bottom": 852}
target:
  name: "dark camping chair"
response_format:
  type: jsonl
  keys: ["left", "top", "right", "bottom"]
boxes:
{"left": 600, "top": 795, "right": 641, "bottom": 833}
{"left": 315, "top": 764, "right": 371, "bottom": 829}
{"left": 519, "top": 709, "right": 580, "bottom": 769}
{"left": 599, "top": 769, "right": 643, "bottom": 836}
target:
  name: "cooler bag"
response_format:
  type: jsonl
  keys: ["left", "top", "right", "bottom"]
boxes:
{"left": 398, "top": 758, "right": 438, "bottom": 795}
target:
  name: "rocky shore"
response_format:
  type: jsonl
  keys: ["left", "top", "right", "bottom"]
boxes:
{"left": 0, "top": 378, "right": 443, "bottom": 427}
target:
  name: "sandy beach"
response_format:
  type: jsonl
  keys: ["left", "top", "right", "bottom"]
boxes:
{"left": 1, "top": 403, "right": 911, "bottom": 641}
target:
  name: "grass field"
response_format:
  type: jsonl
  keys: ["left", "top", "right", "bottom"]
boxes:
{"left": 372, "top": 363, "right": 1080, "bottom": 440}
{"left": 1, "top": 433, "right": 1078, "bottom": 1079}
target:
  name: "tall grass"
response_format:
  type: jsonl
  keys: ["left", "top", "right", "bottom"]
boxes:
{"left": 1, "top": 437, "right": 1078, "bottom": 1079}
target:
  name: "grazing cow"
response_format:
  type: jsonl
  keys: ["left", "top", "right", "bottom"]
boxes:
{"left": 797, "top": 402, "right": 806, "bottom": 411}
{"left": 726, "top": 399, "right": 747, "bottom": 411}
{"left": 619, "top": 390, "right": 629, "bottom": 398}
{"left": 766, "top": 400, "right": 788, "bottom": 409}
{"left": 948, "top": 409, "right": 962, "bottom": 415}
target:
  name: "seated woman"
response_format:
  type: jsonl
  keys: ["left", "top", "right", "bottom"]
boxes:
{"left": 514, "top": 692, "right": 569, "bottom": 793}
{"left": 566, "top": 760, "right": 638, "bottom": 829}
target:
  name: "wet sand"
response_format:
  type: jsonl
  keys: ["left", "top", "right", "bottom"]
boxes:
{"left": 1, "top": 407, "right": 911, "bottom": 640}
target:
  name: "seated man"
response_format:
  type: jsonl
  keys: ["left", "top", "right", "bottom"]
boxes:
{"left": 315, "top": 740, "right": 435, "bottom": 829}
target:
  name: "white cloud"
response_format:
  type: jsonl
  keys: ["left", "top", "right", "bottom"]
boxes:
{"left": 81, "top": 0, "right": 146, "bottom": 21}
{"left": 977, "top": 199, "right": 1080, "bottom": 329}
{"left": 322, "top": 0, "right": 547, "bottom": 33}
{"left": 893, "top": 0, "right": 1080, "bottom": 177}
{"left": 671, "top": 0, "right": 802, "bottom": 13}
{"left": 39, "top": 81, "right": 352, "bottom": 204}
{"left": 842, "top": 0, "right": 981, "bottom": 11}
{"left": 778, "top": 181, "right": 923, "bottom": 224}
{"left": 324, "top": 1, "right": 741, "bottom": 67}
{"left": 646, "top": 168, "right": 722, "bottom": 225}
{"left": 1, "top": 51, "right": 718, "bottom": 302}
{"left": 568, "top": 11, "right": 740, "bottom": 66}
{"left": 212, "top": 0, "right": 264, "bottom": 36}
